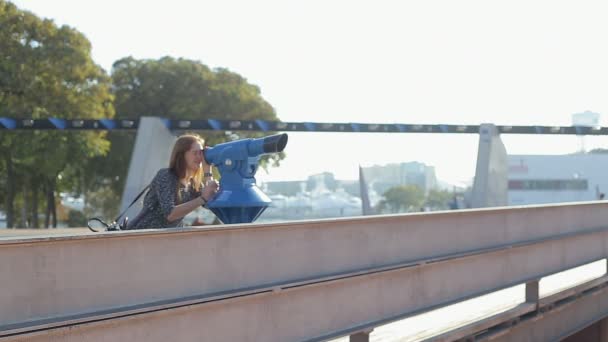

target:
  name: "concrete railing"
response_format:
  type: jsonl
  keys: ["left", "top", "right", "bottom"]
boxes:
{"left": 1, "top": 201, "right": 608, "bottom": 341}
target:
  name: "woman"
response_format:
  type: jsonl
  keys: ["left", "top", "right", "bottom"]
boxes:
{"left": 127, "top": 134, "right": 219, "bottom": 229}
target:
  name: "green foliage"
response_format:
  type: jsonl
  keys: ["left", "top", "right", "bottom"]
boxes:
{"left": 424, "top": 189, "right": 453, "bottom": 210}
{"left": 0, "top": 1, "right": 114, "bottom": 227}
{"left": 67, "top": 209, "right": 87, "bottom": 227}
{"left": 0, "top": 1, "right": 114, "bottom": 119}
{"left": 84, "top": 185, "right": 121, "bottom": 219}
{"left": 377, "top": 186, "right": 459, "bottom": 213}
{"left": 377, "top": 185, "right": 425, "bottom": 213}
{"left": 111, "top": 57, "right": 276, "bottom": 122}
{"left": 1, "top": 2, "right": 285, "bottom": 225}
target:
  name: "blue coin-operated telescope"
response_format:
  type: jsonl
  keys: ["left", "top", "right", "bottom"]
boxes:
{"left": 203, "top": 133, "right": 288, "bottom": 224}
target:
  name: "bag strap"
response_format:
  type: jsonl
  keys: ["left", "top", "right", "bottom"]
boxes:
{"left": 114, "top": 184, "right": 151, "bottom": 223}
{"left": 87, "top": 185, "right": 150, "bottom": 232}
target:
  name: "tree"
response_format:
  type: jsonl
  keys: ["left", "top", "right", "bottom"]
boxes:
{"left": 424, "top": 189, "right": 453, "bottom": 210}
{"left": 0, "top": 1, "right": 114, "bottom": 227}
{"left": 377, "top": 185, "right": 425, "bottom": 213}
{"left": 93, "top": 56, "right": 284, "bottom": 215}
{"left": 67, "top": 209, "right": 87, "bottom": 227}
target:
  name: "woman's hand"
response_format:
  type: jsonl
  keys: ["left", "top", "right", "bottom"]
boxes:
{"left": 202, "top": 179, "right": 219, "bottom": 202}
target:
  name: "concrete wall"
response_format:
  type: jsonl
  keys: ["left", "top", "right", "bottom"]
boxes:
{"left": 472, "top": 123, "right": 508, "bottom": 208}
{"left": 120, "top": 117, "right": 175, "bottom": 219}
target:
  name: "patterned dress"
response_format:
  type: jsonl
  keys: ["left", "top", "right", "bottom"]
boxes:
{"left": 127, "top": 168, "right": 202, "bottom": 229}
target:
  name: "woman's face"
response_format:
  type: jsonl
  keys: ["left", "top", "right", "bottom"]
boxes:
{"left": 185, "top": 141, "right": 204, "bottom": 174}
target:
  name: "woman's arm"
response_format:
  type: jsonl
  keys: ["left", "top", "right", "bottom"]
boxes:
{"left": 166, "top": 195, "right": 207, "bottom": 222}
{"left": 154, "top": 169, "right": 206, "bottom": 223}
{"left": 169, "top": 179, "right": 219, "bottom": 222}
{"left": 167, "top": 182, "right": 217, "bottom": 221}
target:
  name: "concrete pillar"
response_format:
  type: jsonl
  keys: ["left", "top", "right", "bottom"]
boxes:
{"left": 350, "top": 330, "right": 372, "bottom": 342}
{"left": 525, "top": 280, "right": 539, "bottom": 310}
{"left": 471, "top": 123, "right": 508, "bottom": 208}
{"left": 359, "top": 166, "right": 374, "bottom": 215}
{"left": 120, "top": 117, "right": 175, "bottom": 219}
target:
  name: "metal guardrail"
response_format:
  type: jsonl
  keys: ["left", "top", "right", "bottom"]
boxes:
{"left": 425, "top": 272, "right": 608, "bottom": 341}
{"left": 2, "top": 117, "right": 608, "bottom": 134}
{"left": 481, "top": 279, "right": 608, "bottom": 342}
{"left": 2, "top": 234, "right": 607, "bottom": 341}
{"left": 1, "top": 202, "right": 608, "bottom": 341}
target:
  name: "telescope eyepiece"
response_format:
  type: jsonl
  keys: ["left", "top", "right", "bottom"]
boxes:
{"left": 262, "top": 133, "right": 288, "bottom": 153}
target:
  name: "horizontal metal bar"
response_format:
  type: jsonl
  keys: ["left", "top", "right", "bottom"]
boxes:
{"left": 480, "top": 283, "right": 608, "bottom": 341}
{"left": 3, "top": 268, "right": 602, "bottom": 342}
{"left": 305, "top": 233, "right": 608, "bottom": 342}
{"left": 2, "top": 117, "right": 608, "bottom": 135}
{"left": 0, "top": 226, "right": 564, "bottom": 337}
{"left": 0, "top": 285, "right": 272, "bottom": 337}
{"left": 3, "top": 200, "right": 608, "bottom": 246}
{"left": 4, "top": 225, "right": 608, "bottom": 341}
{"left": 539, "top": 274, "right": 608, "bottom": 309}
{"left": 2, "top": 202, "right": 608, "bottom": 331}
{"left": 425, "top": 275, "right": 608, "bottom": 341}
{"left": 426, "top": 303, "right": 536, "bottom": 342}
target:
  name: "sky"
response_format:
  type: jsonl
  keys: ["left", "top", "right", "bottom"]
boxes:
{"left": 9, "top": 0, "right": 608, "bottom": 186}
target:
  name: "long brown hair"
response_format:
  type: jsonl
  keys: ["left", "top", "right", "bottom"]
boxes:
{"left": 169, "top": 133, "right": 205, "bottom": 193}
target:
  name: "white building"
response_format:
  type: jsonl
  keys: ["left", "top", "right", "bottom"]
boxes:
{"left": 261, "top": 178, "right": 362, "bottom": 221}
{"left": 362, "top": 161, "right": 438, "bottom": 194}
{"left": 508, "top": 153, "right": 608, "bottom": 205}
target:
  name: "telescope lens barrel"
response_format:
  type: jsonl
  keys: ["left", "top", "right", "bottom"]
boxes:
{"left": 262, "top": 133, "right": 288, "bottom": 153}
{"left": 204, "top": 133, "right": 288, "bottom": 165}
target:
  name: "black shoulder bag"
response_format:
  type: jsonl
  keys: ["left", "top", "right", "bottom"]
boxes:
{"left": 87, "top": 185, "right": 150, "bottom": 232}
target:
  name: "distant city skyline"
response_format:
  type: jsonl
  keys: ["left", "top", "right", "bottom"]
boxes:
{"left": 264, "top": 161, "right": 448, "bottom": 196}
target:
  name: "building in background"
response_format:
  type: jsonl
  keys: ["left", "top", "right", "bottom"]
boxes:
{"left": 259, "top": 161, "right": 440, "bottom": 221}
{"left": 507, "top": 111, "right": 606, "bottom": 206}
{"left": 362, "top": 161, "right": 438, "bottom": 195}
{"left": 572, "top": 110, "right": 601, "bottom": 153}
{"left": 261, "top": 175, "right": 362, "bottom": 221}
{"left": 508, "top": 153, "right": 608, "bottom": 205}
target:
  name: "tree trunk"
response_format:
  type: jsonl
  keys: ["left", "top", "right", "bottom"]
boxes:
{"left": 21, "top": 182, "right": 28, "bottom": 228}
{"left": 31, "top": 178, "right": 39, "bottom": 228}
{"left": 51, "top": 178, "right": 57, "bottom": 228}
{"left": 5, "top": 154, "right": 15, "bottom": 228}
{"left": 45, "top": 180, "right": 52, "bottom": 228}
{"left": 82, "top": 170, "right": 88, "bottom": 216}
